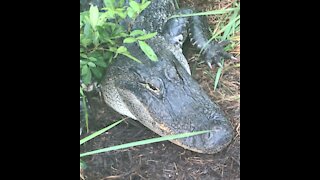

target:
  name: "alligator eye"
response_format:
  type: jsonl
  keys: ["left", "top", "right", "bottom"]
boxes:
{"left": 141, "top": 78, "right": 162, "bottom": 94}
{"left": 146, "top": 83, "right": 160, "bottom": 92}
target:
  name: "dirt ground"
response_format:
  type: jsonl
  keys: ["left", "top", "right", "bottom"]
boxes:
{"left": 80, "top": 0, "right": 240, "bottom": 179}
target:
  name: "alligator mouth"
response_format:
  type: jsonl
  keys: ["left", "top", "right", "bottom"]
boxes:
{"left": 175, "top": 125, "right": 233, "bottom": 154}
{"left": 149, "top": 118, "right": 234, "bottom": 154}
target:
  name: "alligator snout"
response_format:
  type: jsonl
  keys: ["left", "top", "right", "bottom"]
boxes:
{"left": 178, "top": 122, "right": 233, "bottom": 154}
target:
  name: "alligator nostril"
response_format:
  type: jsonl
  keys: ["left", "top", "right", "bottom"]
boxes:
{"left": 202, "top": 124, "right": 233, "bottom": 150}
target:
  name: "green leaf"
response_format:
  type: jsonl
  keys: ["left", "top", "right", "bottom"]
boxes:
{"left": 130, "top": 30, "right": 145, "bottom": 36}
{"left": 80, "top": 35, "right": 92, "bottom": 47}
{"left": 91, "top": 67, "right": 103, "bottom": 79}
{"left": 80, "top": 53, "right": 88, "bottom": 59}
{"left": 116, "top": 0, "right": 125, "bottom": 7}
{"left": 106, "top": 8, "right": 116, "bottom": 19}
{"left": 94, "top": 60, "right": 107, "bottom": 68}
{"left": 103, "top": 0, "right": 115, "bottom": 8}
{"left": 109, "top": 47, "right": 118, "bottom": 52}
{"left": 82, "top": 70, "right": 92, "bottom": 84}
{"left": 81, "top": 65, "right": 89, "bottom": 75}
{"left": 129, "top": 1, "right": 140, "bottom": 12}
{"left": 138, "top": 41, "right": 158, "bottom": 61}
{"left": 114, "top": 8, "right": 126, "bottom": 19}
{"left": 89, "top": 5, "right": 99, "bottom": 30}
{"left": 116, "top": 46, "right": 127, "bottom": 54}
{"left": 88, "top": 57, "right": 97, "bottom": 61}
{"left": 121, "top": 53, "right": 142, "bottom": 63}
{"left": 83, "top": 23, "right": 92, "bottom": 37}
{"left": 80, "top": 60, "right": 87, "bottom": 66}
{"left": 140, "top": 1, "right": 151, "bottom": 11}
{"left": 87, "top": 62, "right": 96, "bottom": 67}
{"left": 127, "top": 7, "right": 135, "bottom": 18}
{"left": 136, "top": 32, "right": 157, "bottom": 40}
{"left": 123, "top": 37, "right": 137, "bottom": 43}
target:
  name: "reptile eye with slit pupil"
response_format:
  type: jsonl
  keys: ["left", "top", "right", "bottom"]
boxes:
{"left": 141, "top": 78, "right": 163, "bottom": 94}
{"left": 143, "top": 82, "right": 161, "bottom": 94}
{"left": 147, "top": 83, "right": 159, "bottom": 91}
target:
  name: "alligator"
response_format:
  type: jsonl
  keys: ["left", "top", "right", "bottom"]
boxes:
{"left": 80, "top": 0, "right": 235, "bottom": 154}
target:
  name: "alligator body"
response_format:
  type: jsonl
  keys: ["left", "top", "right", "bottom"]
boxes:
{"left": 81, "top": 0, "right": 234, "bottom": 154}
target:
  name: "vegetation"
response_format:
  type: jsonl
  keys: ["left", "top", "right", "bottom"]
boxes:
{"left": 80, "top": 0, "right": 157, "bottom": 85}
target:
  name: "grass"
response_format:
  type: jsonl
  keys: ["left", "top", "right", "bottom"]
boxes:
{"left": 168, "top": 7, "right": 239, "bottom": 19}
{"left": 172, "top": 0, "right": 240, "bottom": 90}
{"left": 208, "top": 2, "right": 240, "bottom": 90}
{"left": 80, "top": 118, "right": 211, "bottom": 167}
{"left": 81, "top": 126, "right": 210, "bottom": 157}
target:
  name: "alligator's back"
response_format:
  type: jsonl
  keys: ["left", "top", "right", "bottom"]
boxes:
{"left": 132, "top": 0, "right": 176, "bottom": 33}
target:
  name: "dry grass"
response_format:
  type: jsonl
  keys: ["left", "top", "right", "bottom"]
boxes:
{"left": 181, "top": 0, "right": 240, "bottom": 177}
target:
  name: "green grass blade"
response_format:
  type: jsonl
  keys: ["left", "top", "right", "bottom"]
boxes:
{"left": 222, "top": 10, "right": 240, "bottom": 40}
{"left": 168, "top": 8, "right": 239, "bottom": 19}
{"left": 80, "top": 130, "right": 210, "bottom": 157}
{"left": 80, "top": 119, "right": 124, "bottom": 145}
{"left": 200, "top": 15, "right": 240, "bottom": 54}
{"left": 221, "top": 10, "right": 240, "bottom": 40}
{"left": 214, "top": 59, "right": 224, "bottom": 91}
{"left": 211, "top": 15, "right": 240, "bottom": 40}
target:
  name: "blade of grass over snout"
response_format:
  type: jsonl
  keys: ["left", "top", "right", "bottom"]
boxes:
{"left": 80, "top": 119, "right": 125, "bottom": 145}
{"left": 80, "top": 130, "right": 210, "bottom": 157}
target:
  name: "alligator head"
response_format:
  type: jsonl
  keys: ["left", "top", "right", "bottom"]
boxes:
{"left": 101, "top": 37, "right": 233, "bottom": 154}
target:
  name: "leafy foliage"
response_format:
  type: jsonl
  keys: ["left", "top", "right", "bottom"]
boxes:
{"left": 80, "top": 0, "right": 157, "bottom": 85}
